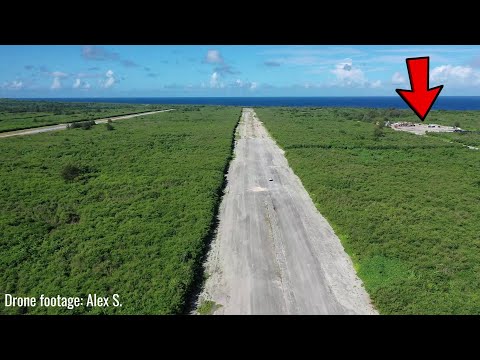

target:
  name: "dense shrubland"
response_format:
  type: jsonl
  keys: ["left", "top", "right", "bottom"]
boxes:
{"left": 0, "top": 106, "right": 240, "bottom": 314}
{"left": 257, "top": 107, "right": 480, "bottom": 314}
{"left": 0, "top": 99, "right": 168, "bottom": 132}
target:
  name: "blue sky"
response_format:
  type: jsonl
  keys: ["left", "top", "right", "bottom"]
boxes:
{"left": 1, "top": 45, "right": 480, "bottom": 97}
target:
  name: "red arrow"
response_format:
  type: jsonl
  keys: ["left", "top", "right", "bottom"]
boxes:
{"left": 396, "top": 56, "right": 443, "bottom": 121}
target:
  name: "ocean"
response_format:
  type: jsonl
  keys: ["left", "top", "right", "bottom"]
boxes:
{"left": 20, "top": 97, "right": 480, "bottom": 110}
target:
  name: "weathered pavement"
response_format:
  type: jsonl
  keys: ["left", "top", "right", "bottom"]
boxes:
{"left": 0, "top": 109, "right": 174, "bottom": 138}
{"left": 199, "top": 108, "right": 377, "bottom": 315}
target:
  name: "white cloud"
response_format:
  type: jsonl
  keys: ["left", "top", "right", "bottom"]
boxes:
{"left": 50, "top": 71, "right": 67, "bottom": 90}
{"left": 392, "top": 72, "right": 406, "bottom": 85}
{"left": 104, "top": 78, "right": 115, "bottom": 88}
{"left": 261, "top": 47, "right": 368, "bottom": 69}
{"left": 73, "top": 78, "right": 91, "bottom": 90}
{"left": 231, "top": 79, "right": 256, "bottom": 90}
{"left": 2, "top": 80, "right": 24, "bottom": 90}
{"left": 102, "top": 69, "right": 115, "bottom": 88}
{"left": 205, "top": 50, "right": 223, "bottom": 64}
{"left": 210, "top": 72, "right": 219, "bottom": 88}
{"left": 51, "top": 71, "right": 67, "bottom": 78}
{"left": 430, "top": 65, "right": 480, "bottom": 85}
{"left": 11, "top": 80, "right": 23, "bottom": 89}
{"left": 328, "top": 59, "right": 384, "bottom": 88}
{"left": 51, "top": 77, "right": 61, "bottom": 89}
{"left": 331, "top": 58, "right": 367, "bottom": 87}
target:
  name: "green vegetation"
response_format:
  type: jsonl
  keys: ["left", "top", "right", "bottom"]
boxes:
{"left": 0, "top": 105, "right": 240, "bottom": 314}
{"left": 417, "top": 110, "right": 479, "bottom": 130}
{"left": 197, "top": 300, "right": 221, "bottom": 315}
{"left": 373, "top": 125, "right": 384, "bottom": 140}
{"left": 256, "top": 107, "right": 480, "bottom": 314}
{"left": 429, "top": 131, "right": 480, "bottom": 148}
{"left": 66, "top": 120, "right": 96, "bottom": 130}
{"left": 61, "top": 164, "right": 84, "bottom": 182}
{"left": 0, "top": 99, "right": 168, "bottom": 132}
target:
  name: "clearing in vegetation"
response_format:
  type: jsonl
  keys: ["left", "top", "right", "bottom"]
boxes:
{"left": 199, "top": 108, "right": 376, "bottom": 315}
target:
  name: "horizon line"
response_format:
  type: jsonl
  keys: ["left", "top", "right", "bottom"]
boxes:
{"left": 5, "top": 95, "right": 480, "bottom": 99}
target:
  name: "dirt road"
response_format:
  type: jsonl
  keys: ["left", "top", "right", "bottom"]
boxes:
{"left": 198, "top": 108, "right": 377, "bottom": 315}
{"left": 0, "top": 109, "right": 174, "bottom": 138}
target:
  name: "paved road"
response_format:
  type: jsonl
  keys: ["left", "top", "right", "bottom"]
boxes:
{"left": 0, "top": 109, "right": 174, "bottom": 138}
{"left": 199, "top": 108, "right": 377, "bottom": 315}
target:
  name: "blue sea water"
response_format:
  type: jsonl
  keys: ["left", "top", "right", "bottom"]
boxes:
{"left": 21, "top": 97, "right": 480, "bottom": 110}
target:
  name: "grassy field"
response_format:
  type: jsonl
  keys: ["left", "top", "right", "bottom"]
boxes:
{"left": 0, "top": 99, "right": 168, "bottom": 132}
{"left": 0, "top": 105, "right": 240, "bottom": 314}
{"left": 256, "top": 107, "right": 480, "bottom": 314}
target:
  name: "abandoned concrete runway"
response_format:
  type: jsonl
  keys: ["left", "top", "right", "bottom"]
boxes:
{"left": 199, "top": 108, "right": 377, "bottom": 315}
